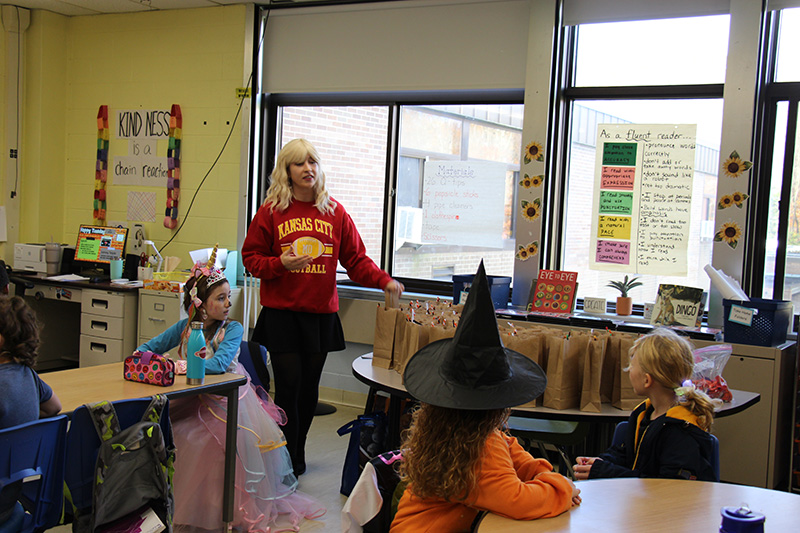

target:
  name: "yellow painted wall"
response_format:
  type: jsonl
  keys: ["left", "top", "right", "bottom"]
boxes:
{"left": 15, "top": 5, "right": 247, "bottom": 263}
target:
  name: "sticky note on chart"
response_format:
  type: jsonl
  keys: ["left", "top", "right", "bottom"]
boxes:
{"left": 595, "top": 240, "right": 630, "bottom": 265}
{"left": 598, "top": 190, "right": 633, "bottom": 215}
{"left": 597, "top": 215, "right": 632, "bottom": 240}
{"left": 600, "top": 166, "right": 636, "bottom": 190}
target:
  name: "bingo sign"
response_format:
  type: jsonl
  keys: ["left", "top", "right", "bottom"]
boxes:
{"left": 421, "top": 161, "right": 506, "bottom": 248}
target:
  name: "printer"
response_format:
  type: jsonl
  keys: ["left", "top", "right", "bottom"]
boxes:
{"left": 14, "top": 243, "right": 66, "bottom": 275}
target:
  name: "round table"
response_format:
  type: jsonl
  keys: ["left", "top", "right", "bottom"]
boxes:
{"left": 477, "top": 477, "right": 800, "bottom": 532}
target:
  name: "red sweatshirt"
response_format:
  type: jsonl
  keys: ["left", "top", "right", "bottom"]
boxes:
{"left": 242, "top": 198, "right": 392, "bottom": 314}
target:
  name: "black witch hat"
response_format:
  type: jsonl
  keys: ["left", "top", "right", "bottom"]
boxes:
{"left": 403, "top": 261, "right": 547, "bottom": 410}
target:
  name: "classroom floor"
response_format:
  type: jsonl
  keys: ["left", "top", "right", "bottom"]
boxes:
{"left": 49, "top": 403, "right": 361, "bottom": 533}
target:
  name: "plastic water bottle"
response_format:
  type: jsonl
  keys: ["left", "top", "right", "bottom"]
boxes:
{"left": 186, "top": 321, "right": 206, "bottom": 385}
{"left": 720, "top": 505, "right": 765, "bottom": 533}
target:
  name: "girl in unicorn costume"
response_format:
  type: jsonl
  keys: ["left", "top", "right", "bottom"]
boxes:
{"left": 137, "top": 245, "right": 325, "bottom": 532}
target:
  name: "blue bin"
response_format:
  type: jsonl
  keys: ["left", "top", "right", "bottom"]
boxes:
{"left": 722, "top": 298, "right": 792, "bottom": 347}
{"left": 453, "top": 274, "right": 512, "bottom": 309}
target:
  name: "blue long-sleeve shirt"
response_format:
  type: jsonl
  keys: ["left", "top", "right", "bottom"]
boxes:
{"left": 136, "top": 319, "right": 243, "bottom": 374}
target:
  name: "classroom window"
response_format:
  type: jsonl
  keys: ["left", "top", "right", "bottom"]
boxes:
{"left": 271, "top": 99, "right": 523, "bottom": 290}
{"left": 756, "top": 7, "right": 800, "bottom": 306}
{"left": 558, "top": 15, "right": 729, "bottom": 305}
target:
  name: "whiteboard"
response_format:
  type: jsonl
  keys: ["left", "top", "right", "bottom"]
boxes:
{"left": 421, "top": 160, "right": 507, "bottom": 248}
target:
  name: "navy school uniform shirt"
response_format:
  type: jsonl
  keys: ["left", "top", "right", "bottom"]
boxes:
{"left": 0, "top": 363, "right": 54, "bottom": 429}
{"left": 589, "top": 398, "right": 717, "bottom": 482}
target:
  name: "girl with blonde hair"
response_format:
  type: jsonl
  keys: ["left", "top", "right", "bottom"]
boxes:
{"left": 243, "top": 138, "right": 404, "bottom": 475}
{"left": 574, "top": 328, "right": 720, "bottom": 481}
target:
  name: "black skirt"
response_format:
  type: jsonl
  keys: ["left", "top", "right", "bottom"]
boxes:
{"left": 251, "top": 307, "right": 346, "bottom": 354}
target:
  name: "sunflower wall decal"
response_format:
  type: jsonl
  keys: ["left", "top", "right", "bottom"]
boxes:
{"left": 516, "top": 241, "right": 539, "bottom": 261}
{"left": 722, "top": 150, "right": 752, "bottom": 178}
{"left": 714, "top": 221, "right": 742, "bottom": 249}
{"left": 718, "top": 191, "right": 749, "bottom": 209}
{"left": 519, "top": 174, "right": 544, "bottom": 188}
{"left": 521, "top": 198, "right": 541, "bottom": 221}
{"left": 524, "top": 141, "right": 544, "bottom": 164}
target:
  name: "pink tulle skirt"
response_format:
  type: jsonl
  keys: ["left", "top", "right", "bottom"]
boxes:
{"left": 171, "top": 363, "right": 326, "bottom": 532}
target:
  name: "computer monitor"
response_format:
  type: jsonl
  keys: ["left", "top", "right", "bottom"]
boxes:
{"left": 74, "top": 225, "right": 128, "bottom": 277}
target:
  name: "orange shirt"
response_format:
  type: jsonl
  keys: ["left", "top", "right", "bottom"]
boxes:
{"left": 391, "top": 430, "right": 573, "bottom": 532}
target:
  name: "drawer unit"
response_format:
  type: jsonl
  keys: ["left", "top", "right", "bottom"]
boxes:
{"left": 80, "top": 289, "right": 138, "bottom": 367}
{"left": 138, "top": 290, "right": 186, "bottom": 346}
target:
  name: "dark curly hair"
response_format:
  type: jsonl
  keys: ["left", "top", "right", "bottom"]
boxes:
{"left": 0, "top": 295, "right": 41, "bottom": 367}
{"left": 398, "top": 404, "right": 510, "bottom": 502}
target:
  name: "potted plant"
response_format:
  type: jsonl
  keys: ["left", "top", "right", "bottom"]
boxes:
{"left": 607, "top": 275, "right": 643, "bottom": 316}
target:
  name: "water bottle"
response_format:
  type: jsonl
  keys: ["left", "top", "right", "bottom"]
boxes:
{"left": 720, "top": 505, "right": 765, "bottom": 533}
{"left": 186, "top": 321, "right": 206, "bottom": 385}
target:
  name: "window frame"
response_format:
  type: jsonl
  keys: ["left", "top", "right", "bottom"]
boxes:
{"left": 252, "top": 90, "right": 525, "bottom": 297}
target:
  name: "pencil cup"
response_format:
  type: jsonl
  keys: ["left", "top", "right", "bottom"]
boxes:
{"left": 109, "top": 259, "right": 123, "bottom": 280}
{"left": 137, "top": 266, "right": 154, "bottom": 281}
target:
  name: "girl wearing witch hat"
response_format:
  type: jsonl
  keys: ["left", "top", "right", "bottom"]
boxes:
{"left": 391, "top": 262, "right": 580, "bottom": 532}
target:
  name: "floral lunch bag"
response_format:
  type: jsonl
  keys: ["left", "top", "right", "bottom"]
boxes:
{"left": 123, "top": 350, "right": 176, "bottom": 386}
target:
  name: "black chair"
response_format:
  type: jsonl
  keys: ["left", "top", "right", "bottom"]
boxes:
{"left": 506, "top": 417, "right": 589, "bottom": 479}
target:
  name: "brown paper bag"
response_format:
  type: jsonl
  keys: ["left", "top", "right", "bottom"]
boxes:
{"left": 396, "top": 321, "right": 430, "bottom": 376}
{"left": 543, "top": 333, "right": 583, "bottom": 410}
{"left": 504, "top": 329, "right": 547, "bottom": 408}
{"left": 600, "top": 333, "right": 619, "bottom": 403}
{"left": 612, "top": 332, "right": 641, "bottom": 410}
{"left": 372, "top": 305, "right": 401, "bottom": 369}
{"left": 392, "top": 316, "right": 409, "bottom": 374}
{"left": 580, "top": 332, "right": 608, "bottom": 412}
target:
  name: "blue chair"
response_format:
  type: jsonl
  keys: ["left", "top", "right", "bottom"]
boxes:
{"left": 64, "top": 398, "right": 172, "bottom": 520}
{"left": 239, "top": 340, "right": 270, "bottom": 392}
{"left": 0, "top": 414, "right": 69, "bottom": 533}
{"left": 611, "top": 420, "right": 720, "bottom": 481}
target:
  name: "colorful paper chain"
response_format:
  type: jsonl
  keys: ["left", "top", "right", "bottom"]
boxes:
{"left": 94, "top": 105, "right": 109, "bottom": 225}
{"left": 165, "top": 104, "right": 182, "bottom": 229}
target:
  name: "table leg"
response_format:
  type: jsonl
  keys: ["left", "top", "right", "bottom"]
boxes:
{"left": 222, "top": 386, "right": 239, "bottom": 525}
{"left": 387, "top": 394, "right": 402, "bottom": 449}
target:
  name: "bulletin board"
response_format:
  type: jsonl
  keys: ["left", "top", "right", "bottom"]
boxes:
{"left": 590, "top": 124, "right": 697, "bottom": 276}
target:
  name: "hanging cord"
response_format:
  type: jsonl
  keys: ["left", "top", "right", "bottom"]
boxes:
{"left": 159, "top": 4, "right": 272, "bottom": 253}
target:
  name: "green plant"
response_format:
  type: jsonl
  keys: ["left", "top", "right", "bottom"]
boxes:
{"left": 607, "top": 275, "right": 643, "bottom": 298}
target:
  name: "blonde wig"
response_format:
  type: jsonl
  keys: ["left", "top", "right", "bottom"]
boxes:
{"left": 630, "top": 328, "right": 718, "bottom": 431}
{"left": 398, "top": 404, "right": 510, "bottom": 502}
{"left": 263, "top": 138, "right": 335, "bottom": 215}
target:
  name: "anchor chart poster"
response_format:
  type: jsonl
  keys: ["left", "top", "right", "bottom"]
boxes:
{"left": 590, "top": 124, "right": 697, "bottom": 276}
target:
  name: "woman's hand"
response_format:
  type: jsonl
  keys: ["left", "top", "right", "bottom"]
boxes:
{"left": 573, "top": 456, "right": 600, "bottom": 481}
{"left": 280, "top": 248, "right": 313, "bottom": 271}
{"left": 384, "top": 279, "right": 404, "bottom": 297}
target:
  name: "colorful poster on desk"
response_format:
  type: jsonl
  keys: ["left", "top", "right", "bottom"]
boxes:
{"left": 530, "top": 269, "right": 578, "bottom": 313}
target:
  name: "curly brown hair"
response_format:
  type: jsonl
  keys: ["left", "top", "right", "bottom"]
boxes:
{"left": 0, "top": 295, "right": 41, "bottom": 367}
{"left": 398, "top": 404, "right": 510, "bottom": 502}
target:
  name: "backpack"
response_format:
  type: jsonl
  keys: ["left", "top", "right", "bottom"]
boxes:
{"left": 83, "top": 395, "right": 175, "bottom": 533}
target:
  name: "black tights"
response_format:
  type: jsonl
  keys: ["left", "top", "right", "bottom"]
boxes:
{"left": 270, "top": 351, "right": 328, "bottom": 468}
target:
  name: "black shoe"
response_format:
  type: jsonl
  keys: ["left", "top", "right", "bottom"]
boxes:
{"left": 293, "top": 461, "right": 306, "bottom": 476}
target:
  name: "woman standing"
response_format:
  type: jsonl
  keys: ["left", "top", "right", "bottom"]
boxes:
{"left": 242, "top": 138, "right": 403, "bottom": 475}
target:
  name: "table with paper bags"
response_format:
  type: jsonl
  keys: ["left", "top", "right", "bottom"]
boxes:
{"left": 372, "top": 299, "right": 641, "bottom": 412}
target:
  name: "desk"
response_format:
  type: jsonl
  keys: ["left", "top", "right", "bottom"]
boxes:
{"left": 351, "top": 354, "right": 760, "bottom": 422}
{"left": 352, "top": 354, "right": 760, "bottom": 459}
{"left": 43, "top": 362, "right": 247, "bottom": 525}
{"left": 476, "top": 477, "right": 800, "bottom": 532}
{"left": 13, "top": 273, "right": 139, "bottom": 370}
